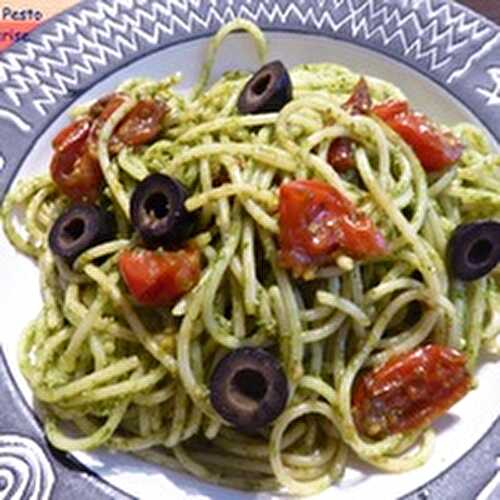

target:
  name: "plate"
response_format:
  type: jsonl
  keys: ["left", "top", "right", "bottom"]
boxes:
{"left": 0, "top": 1, "right": 499, "bottom": 499}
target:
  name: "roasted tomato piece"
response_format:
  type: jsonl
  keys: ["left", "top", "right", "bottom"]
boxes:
{"left": 119, "top": 246, "right": 201, "bottom": 307}
{"left": 327, "top": 137, "right": 356, "bottom": 172}
{"left": 95, "top": 93, "right": 128, "bottom": 122}
{"left": 372, "top": 100, "right": 464, "bottom": 172}
{"left": 89, "top": 92, "right": 125, "bottom": 118}
{"left": 370, "top": 100, "right": 409, "bottom": 122}
{"left": 88, "top": 93, "right": 128, "bottom": 151}
{"left": 352, "top": 344, "right": 471, "bottom": 438}
{"left": 278, "top": 179, "right": 386, "bottom": 274}
{"left": 343, "top": 77, "right": 372, "bottom": 115}
{"left": 52, "top": 117, "right": 91, "bottom": 151}
{"left": 52, "top": 151, "right": 103, "bottom": 203}
{"left": 327, "top": 78, "right": 371, "bottom": 172}
{"left": 115, "top": 99, "right": 168, "bottom": 147}
{"left": 50, "top": 118, "right": 103, "bottom": 202}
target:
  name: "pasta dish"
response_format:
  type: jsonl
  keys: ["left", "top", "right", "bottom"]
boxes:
{"left": 2, "top": 19, "right": 500, "bottom": 496}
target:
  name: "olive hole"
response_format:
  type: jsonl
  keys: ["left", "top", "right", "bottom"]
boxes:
{"left": 252, "top": 74, "right": 271, "bottom": 96}
{"left": 232, "top": 369, "right": 268, "bottom": 402}
{"left": 62, "top": 218, "right": 85, "bottom": 242}
{"left": 145, "top": 192, "right": 170, "bottom": 220}
{"left": 468, "top": 239, "right": 493, "bottom": 265}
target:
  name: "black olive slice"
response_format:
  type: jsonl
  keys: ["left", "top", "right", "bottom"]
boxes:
{"left": 210, "top": 347, "right": 288, "bottom": 430}
{"left": 237, "top": 60, "right": 292, "bottom": 115}
{"left": 48, "top": 204, "right": 115, "bottom": 264}
{"left": 447, "top": 220, "right": 500, "bottom": 281}
{"left": 130, "top": 174, "right": 194, "bottom": 249}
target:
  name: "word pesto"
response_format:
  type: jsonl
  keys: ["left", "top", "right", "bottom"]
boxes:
{"left": 2, "top": 7, "right": 43, "bottom": 21}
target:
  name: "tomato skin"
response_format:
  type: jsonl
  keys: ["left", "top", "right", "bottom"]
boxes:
{"left": 50, "top": 118, "right": 103, "bottom": 202}
{"left": 327, "top": 137, "right": 356, "bottom": 172}
{"left": 88, "top": 94, "right": 128, "bottom": 152}
{"left": 327, "top": 78, "right": 371, "bottom": 172}
{"left": 119, "top": 247, "right": 201, "bottom": 307}
{"left": 89, "top": 92, "right": 126, "bottom": 119}
{"left": 372, "top": 101, "right": 464, "bottom": 172}
{"left": 116, "top": 99, "right": 167, "bottom": 146}
{"left": 52, "top": 117, "right": 91, "bottom": 151}
{"left": 343, "top": 77, "right": 372, "bottom": 115}
{"left": 278, "top": 180, "right": 386, "bottom": 274}
{"left": 371, "top": 100, "right": 409, "bottom": 122}
{"left": 352, "top": 345, "right": 471, "bottom": 438}
{"left": 90, "top": 97, "right": 167, "bottom": 155}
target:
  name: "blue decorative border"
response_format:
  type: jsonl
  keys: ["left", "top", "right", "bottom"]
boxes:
{"left": 0, "top": 1, "right": 498, "bottom": 499}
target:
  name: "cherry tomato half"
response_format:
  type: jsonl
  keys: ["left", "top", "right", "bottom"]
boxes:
{"left": 352, "top": 344, "right": 471, "bottom": 438}
{"left": 116, "top": 99, "right": 168, "bottom": 147}
{"left": 372, "top": 100, "right": 464, "bottom": 172}
{"left": 50, "top": 118, "right": 103, "bottom": 202}
{"left": 52, "top": 117, "right": 91, "bottom": 151}
{"left": 278, "top": 179, "right": 386, "bottom": 275}
{"left": 119, "top": 247, "right": 201, "bottom": 307}
{"left": 93, "top": 98, "right": 168, "bottom": 156}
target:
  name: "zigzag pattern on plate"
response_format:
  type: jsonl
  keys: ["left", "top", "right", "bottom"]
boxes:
{"left": 0, "top": 0, "right": 496, "bottom": 116}
{"left": 478, "top": 68, "right": 500, "bottom": 106}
